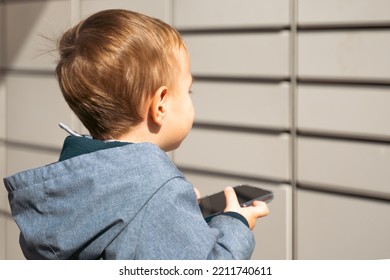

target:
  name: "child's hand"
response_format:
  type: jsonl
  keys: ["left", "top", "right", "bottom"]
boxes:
{"left": 194, "top": 187, "right": 201, "bottom": 204}
{"left": 223, "top": 186, "right": 269, "bottom": 230}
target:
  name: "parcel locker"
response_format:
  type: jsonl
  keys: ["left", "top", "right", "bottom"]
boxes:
{"left": 175, "top": 128, "right": 290, "bottom": 182}
{"left": 6, "top": 75, "right": 72, "bottom": 148}
{"left": 297, "top": 189, "right": 390, "bottom": 259}
{"left": 298, "top": 85, "right": 390, "bottom": 139}
{"left": 192, "top": 81, "right": 290, "bottom": 130}
{"left": 184, "top": 32, "right": 289, "bottom": 78}
{"left": 298, "top": 137, "right": 390, "bottom": 198}
{"left": 298, "top": 0, "right": 390, "bottom": 26}
{"left": 174, "top": 0, "right": 289, "bottom": 29}
{"left": 298, "top": 31, "right": 390, "bottom": 82}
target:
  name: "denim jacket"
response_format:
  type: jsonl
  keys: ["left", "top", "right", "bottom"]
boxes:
{"left": 3, "top": 136, "right": 255, "bottom": 259}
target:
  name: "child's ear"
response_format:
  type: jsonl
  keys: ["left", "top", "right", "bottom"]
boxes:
{"left": 149, "top": 86, "right": 168, "bottom": 126}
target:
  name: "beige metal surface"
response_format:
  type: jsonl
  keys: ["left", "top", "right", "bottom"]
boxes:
{"left": 184, "top": 32, "right": 289, "bottom": 78}
{"left": 297, "top": 189, "right": 390, "bottom": 259}
{"left": 298, "top": 31, "right": 390, "bottom": 82}
{"left": 6, "top": 75, "right": 72, "bottom": 148}
{"left": 176, "top": 128, "right": 290, "bottom": 181}
{"left": 174, "top": 0, "right": 289, "bottom": 29}
{"left": 298, "top": 137, "right": 390, "bottom": 197}
{"left": 81, "top": 0, "right": 171, "bottom": 23}
{"left": 5, "top": 1, "right": 71, "bottom": 70}
{"left": 192, "top": 81, "right": 290, "bottom": 129}
{"left": 298, "top": 85, "right": 390, "bottom": 138}
{"left": 298, "top": 0, "right": 390, "bottom": 26}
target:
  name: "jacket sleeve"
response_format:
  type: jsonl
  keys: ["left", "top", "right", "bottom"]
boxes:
{"left": 134, "top": 177, "right": 255, "bottom": 260}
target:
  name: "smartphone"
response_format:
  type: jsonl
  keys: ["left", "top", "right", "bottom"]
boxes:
{"left": 199, "top": 184, "right": 273, "bottom": 219}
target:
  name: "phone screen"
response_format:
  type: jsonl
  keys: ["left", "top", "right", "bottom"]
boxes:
{"left": 199, "top": 184, "right": 273, "bottom": 219}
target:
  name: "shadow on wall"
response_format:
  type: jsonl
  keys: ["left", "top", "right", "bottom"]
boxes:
{"left": 1, "top": 1, "right": 74, "bottom": 152}
{"left": 2, "top": 1, "right": 64, "bottom": 71}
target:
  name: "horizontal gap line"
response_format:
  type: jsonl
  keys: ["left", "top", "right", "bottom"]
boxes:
{"left": 177, "top": 166, "right": 289, "bottom": 186}
{"left": 193, "top": 76, "right": 390, "bottom": 87}
{"left": 1, "top": 68, "right": 55, "bottom": 77}
{"left": 298, "top": 130, "right": 390, "bottom": 145}
{"left": 191, "top": 125, "right": 390, "bottom": 144}
{"left": 5, "top": 140, "right": 61, "bottom": 154}
{"left": 3, "top": 0, "right": 48, "bottom": 3}
{"left": 298, "top": 78, "right": 390, "bottom": 87}
{"left": 297, "top": 183, "right": 390, "bottom": 204}
{"left": 298, "top": 24, "right": 390, "bottom": 32}
{"left": 193, "top": 75, "right": 289, "bottom": 84}
{"left": 178, "top": 25, "right": 390, "bottom": 34}
{"left": 0, "top": 210, "right": 12, "bottom": 219}
{"left": 179, "top": 27, "right": 290, "bottom": 34}
{"left": 193, "top": 122, "right": 289, "bottom": 135}
{"left": 179, "top": 168, "right": 390, "bottom": 203}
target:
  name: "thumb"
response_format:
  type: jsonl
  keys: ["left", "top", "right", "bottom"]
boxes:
{"left": 193, "top": 187, "right": 201, "bottom": 204}
{"left": 224, "top": 186, "right": 240, "bottom": 212}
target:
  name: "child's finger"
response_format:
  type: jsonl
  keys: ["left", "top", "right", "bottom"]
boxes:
{"left": 193, "top": 187, "right": 201, "bottom": 204}
{"left": 223, "top": 186, "right": 240, "bottom": 211}
{"left": 252, "top": 200, "right": 270, "bottom": 218}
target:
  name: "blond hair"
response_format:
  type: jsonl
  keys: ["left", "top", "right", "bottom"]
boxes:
{"left": 56, "top": 9, "right": 184, "bottom": 139}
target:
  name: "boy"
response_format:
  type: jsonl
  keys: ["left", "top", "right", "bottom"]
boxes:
{"left": 3, "top": 9, "right": 269, "bottom": 260}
